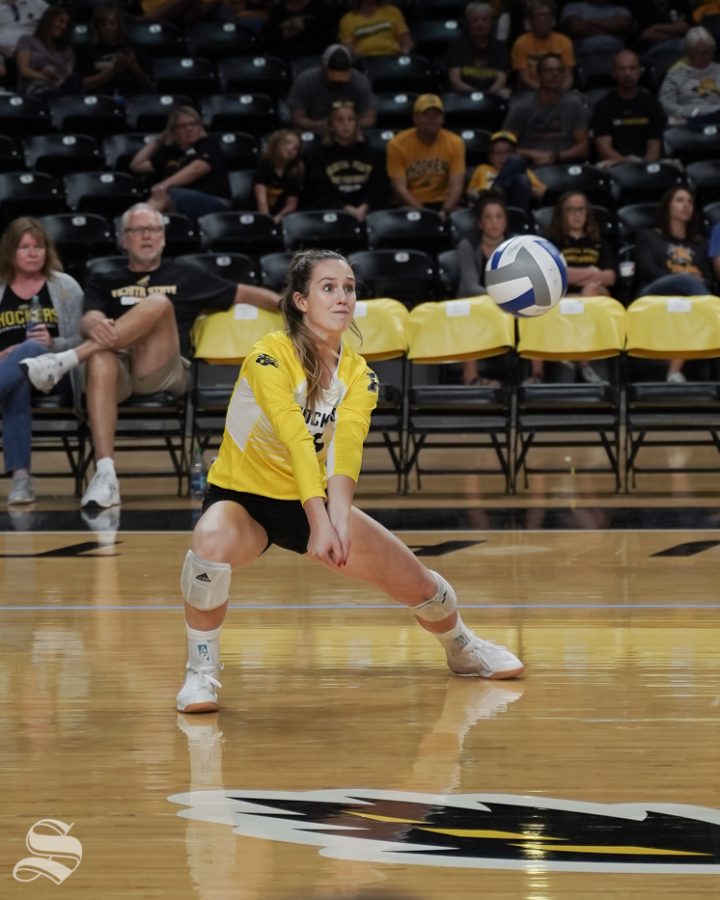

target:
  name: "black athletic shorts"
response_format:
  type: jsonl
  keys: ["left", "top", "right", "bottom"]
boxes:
{"left": 202, "top": 483, "right": 310, "bottom": 555}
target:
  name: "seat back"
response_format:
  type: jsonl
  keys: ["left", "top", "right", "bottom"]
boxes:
{"left": 344, "top": 298, "right": 409, "bottom": 361}
{"left": 406, "top": 296, "right": 515, "bottom": 362}
{"left": 532, "top": 163, "right": 611, "bottom": 206}
{"left": 517, "top": 296, "right": 627, "bottom": 361}
{"left": 198, "top": 211, "right": 283, "bottom": 256}
{"left": 191, "top": 306, "right": 283, "bottom": 364}
{"left": 349, "top": 248, "right": 436, "bottom": 307}
{"left": 124, "top": 93, "right": 194, "bottom": 131}
{"left": 625, "top": 295, "right": 720, "bottom": 359}
{"left": 282, "top": 210, "right": 367, "bottom": 252}
{"left": 608, "top": 161, "right": 685, "bottom": 206}
{"left": 366, "top": 207, "right": 449, "bottom": 253}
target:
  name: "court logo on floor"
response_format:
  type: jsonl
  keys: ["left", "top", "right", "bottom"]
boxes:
{"left": 12, "top": 818, "right": 83, "bottom": 885}
{"left": 168, "top": 789, "right": 720, "bottom": 874}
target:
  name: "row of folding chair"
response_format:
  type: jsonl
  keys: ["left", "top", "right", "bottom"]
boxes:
{"left": 187, "top": 294, "right": 720, "bottom": 495}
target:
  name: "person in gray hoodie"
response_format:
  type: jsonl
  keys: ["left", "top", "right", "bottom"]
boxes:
{"left": 659, "top": 26, "right": 720, "bottom": 125}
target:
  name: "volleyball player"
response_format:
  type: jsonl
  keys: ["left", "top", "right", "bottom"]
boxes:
{"left": 177, "top": 249, "right": 524, "bottom": 713}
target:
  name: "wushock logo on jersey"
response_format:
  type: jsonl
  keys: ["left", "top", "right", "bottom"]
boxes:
{"left": 168, "top": 789, "right": 720, "bottom": 874}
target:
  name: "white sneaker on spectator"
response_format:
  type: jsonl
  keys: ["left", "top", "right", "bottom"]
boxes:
{"left": 81, "top": 470, "right": 120, "bottom": 508}
{"left": 7, "top": 474, "right": 35, "bottom": 506}
{"left": 176, "top": 664, "right": 223, "bottom": 713}
{"left": 580, "top": 364, "right": 604, "bottom": 384}
{"left": 446, "top": 635, "right": 524, "bottom": 679}
{"left": 19, "top": 354, "right": 63, "bottom": 393}
{"left": 666, "top": 371, "right": 686, "bottom": 384}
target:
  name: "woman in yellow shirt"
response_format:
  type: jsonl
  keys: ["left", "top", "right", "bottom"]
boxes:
{"left": 176, "top": 249, "right": 523, "bottom": 712}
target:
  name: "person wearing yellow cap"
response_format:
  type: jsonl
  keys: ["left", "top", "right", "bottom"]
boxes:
{"left": 385, "top": 94, "right": 466, "bottom": 217}
{"left": 466, "top": 130, "right": 546, "bottom": 214}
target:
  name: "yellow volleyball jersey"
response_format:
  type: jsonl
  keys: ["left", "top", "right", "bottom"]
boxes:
{"left": 208, "top": 331, "right": 379, "bottom": 504}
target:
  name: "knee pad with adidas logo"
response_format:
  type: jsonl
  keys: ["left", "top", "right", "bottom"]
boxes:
{"left": 181, "top": 550, "right": 232, "bottom": 611}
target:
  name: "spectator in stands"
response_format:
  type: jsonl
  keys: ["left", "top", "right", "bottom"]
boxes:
{"left": 447, "top": 1, "right": 511, "bottom": 98}
{"left": 511, "top": 0, "right": 575, "bottom": 92}
{"left": 253, "top": 128, "right": 304, "bottom": 224}
{"left": 527, "top": 190, "right": 615, "bottom": 385}
{"left": 635, "top": 186, "right": 712, "bottom": 383}
{"left": 466, "top": 129, "right": 546, "bottom": 214}
{"left": 636, "top": 2, "right": 690, "bottom": 59}
{"left": 386, "top": 94, "right": 466, "bottom": 217}
{"left": 15, "top": 4, "right": 78, "bottom": 99}
{"left": 659, "top": 26, "right": 720, "bottom": 125}
{"left": 130, "top": 106, "right": 232, "bottom": 220}
{"left": 709, "top": 220, "right": 720, "bottom": 286}
{"left": 286, "top": 43, "right": 377, "bottom": 135}
{"left": 20, "top": 203, "right": 280, "bottom": 509}
{"left": 0, "top": 0, "right": 47, "bottom": 80}
{"left": 0, "top": 217, "right": 83, "bottom": 506}
{"left": 592, "top": 50, "right": 666, "bottom": 168}
{"left": 456, "top": 195, "right": 511, "bottom": 385}
{"left": 559, "top": 0, "right": 632, "bottom": 56}
{"left": 338, "top": 1, "right": 411, "bottom": 59}
{"left": 266, "top": 0, "right": 338, "bottom": 62}
{"left": 548, "top": 190, "right": 616, "bottom": 297}
{"left": 80, "top": 2, "right": 152, "bottom": 98}
{"left": 503, "top": 53, "right": 590, "bottom": 165}
{"left": 302, "top": 102, "right": 387, "bottom": 221}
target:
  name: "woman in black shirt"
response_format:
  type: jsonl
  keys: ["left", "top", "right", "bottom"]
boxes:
{"left": 130, "top": 105, "right": 231, "bottom": 220}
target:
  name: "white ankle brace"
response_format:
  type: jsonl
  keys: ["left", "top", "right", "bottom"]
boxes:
{"left": 413, "top": 570, "right": 458, "bottom": 622}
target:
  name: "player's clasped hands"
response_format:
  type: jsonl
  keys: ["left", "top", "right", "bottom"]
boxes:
{"left": 307, "top": 519, "right": 349, "bottom": 568}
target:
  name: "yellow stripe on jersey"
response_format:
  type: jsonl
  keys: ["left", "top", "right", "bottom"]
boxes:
{"left": 208, "top": 331, "right": 378, "bottom": 504}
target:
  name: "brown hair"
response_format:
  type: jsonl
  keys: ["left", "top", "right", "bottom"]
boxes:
{"left": 35, "top": 5, "right": 72, "bottom": 50}
{"left": 549, "top": 191, "right": 600, "bottom": 242}
{"left": 0, "top": 217, "right": 62, "bottom": 283}
{"left": 280, "top": 249, "right": 360, "bottom": 406}
{"left": 323, "top": 102, "right": 363, "bottom": 145}
{"left": 164, "top": 105, "right": 205, "bottom": 141}
{"left": 656, "top": 186, "right": 701, "bottom": 242}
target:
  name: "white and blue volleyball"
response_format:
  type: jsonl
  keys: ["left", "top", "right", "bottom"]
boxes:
{"left": 484, "top": 235, "right": 567, "bottom": 317}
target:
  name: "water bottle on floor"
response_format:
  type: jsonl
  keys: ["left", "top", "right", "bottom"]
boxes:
{"left": 190, "top": 448, "right": 207, "bottom": 499}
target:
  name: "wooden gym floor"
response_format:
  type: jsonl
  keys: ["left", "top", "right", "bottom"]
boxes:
{"left": 0, "top": 445, "right": 719, "bottom": 899}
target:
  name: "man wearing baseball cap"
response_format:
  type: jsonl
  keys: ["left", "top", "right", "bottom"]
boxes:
{"left": 386, "top": 93, "right": 466, "bottom": 217}
{"left": 287, "top": 43, "right": 377, "bottom": 134}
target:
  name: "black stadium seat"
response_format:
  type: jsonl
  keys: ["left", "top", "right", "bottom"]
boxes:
{"left": 23, "top": 134, "right": 103, "bottom": 176}
{"left": 0, "top": 172, "right": 66, "bottom": 227}
{"left": 282, "top": 210, "right": 367, "bottom": 253}
{"left": 349, "top": 248, "right": 437, "bottom": 307}
{"left": 63, "top": 171, "right": 142, "bottom": 216}
{"left": 198, "top": 211, "right": 283, "bottom": 256}
{"left": 124, "top": 94, "right": 194, "bottom": 132}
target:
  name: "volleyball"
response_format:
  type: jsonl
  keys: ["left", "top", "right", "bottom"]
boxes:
{"left": 484, "top": 235, "right": 567, "bottom": 317}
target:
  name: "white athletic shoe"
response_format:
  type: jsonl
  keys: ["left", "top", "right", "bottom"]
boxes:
{"left": 81, "top": 470, "right": 120, "bottom": 508}
{"left": 19, "top": 354, "right": 63, "bottom": 393}
{"left": 7, "top": 474, "right": 35, "bottom": 506}
{"left": 176, "top": 664, "right": 223, "bottom": 714}
{"left": 446, "top": 635, "right": 524, "bottom": 679}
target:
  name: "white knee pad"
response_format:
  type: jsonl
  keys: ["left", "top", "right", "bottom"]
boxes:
{"left": 181, "top": 550, "right": 232, "bottom": 611}
{"left": 413, "top": 569, "right": 458, "bottom": 621}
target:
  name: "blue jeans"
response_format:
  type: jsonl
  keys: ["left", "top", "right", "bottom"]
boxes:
{"left": 493, "top": 154, "right": 532, "bottom": 215}
{"left": 640, "top": 274, "right": 709, "bottom": 296}
{"left": 168, "top": 188, "right": 231, "bottom": 220}
{"left": 0, "top": 340, "right": 47, "bottom": 473}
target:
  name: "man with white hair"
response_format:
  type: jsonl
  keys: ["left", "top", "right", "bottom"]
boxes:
{"left": 21, "top": 203, "right": 279, "bottom": 508}
{"left": 659, "top": 26, "right": 720, "bottom": 124}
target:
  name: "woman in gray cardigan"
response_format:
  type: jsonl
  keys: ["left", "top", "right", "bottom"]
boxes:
{"left": 0, "top": 217, "right": 83, "bottom": 505}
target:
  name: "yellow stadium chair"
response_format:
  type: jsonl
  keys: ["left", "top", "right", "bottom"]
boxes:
{"left": 624, "top": 294, "right": 720, "bottom": 488}
{"left": 403, "top": 296, "right": 516, "bottom": 493}
{"left": 189, "top": 305, "right": 283, "bottom": 460}
{"left": 515, "top": 295, "right": 627, "bottom": 492}
{"left": 346, "top": 298, "right": 409, "bottom": 491}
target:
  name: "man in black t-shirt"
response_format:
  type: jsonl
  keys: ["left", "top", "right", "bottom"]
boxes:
{"left": 21, "top": 203, "right": 279, "bottom": 509}
{"left": 592, "top": 50, "right": 666, "bottom": 166}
